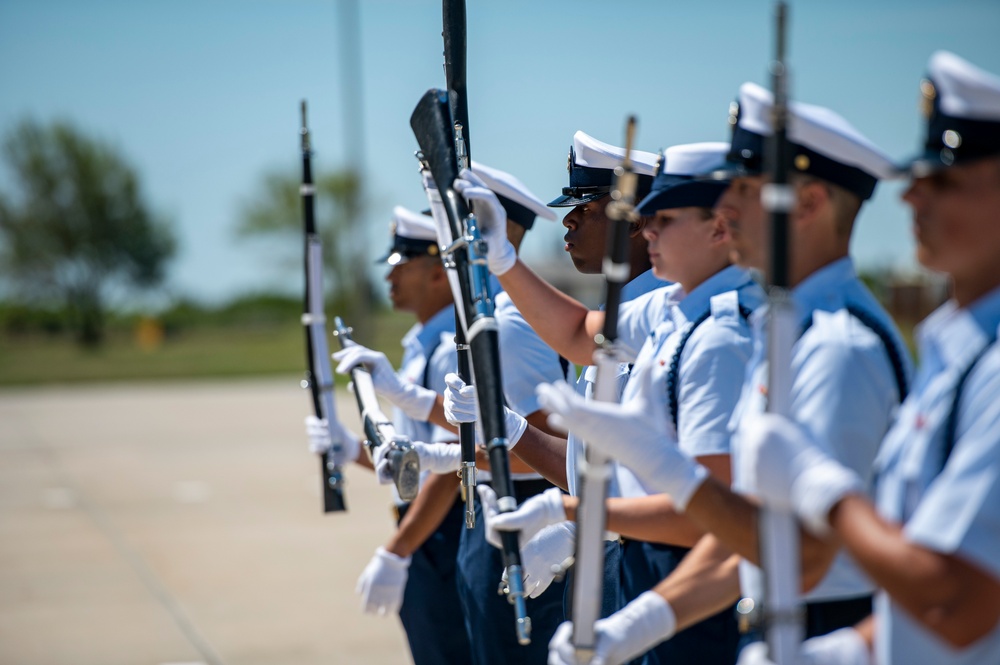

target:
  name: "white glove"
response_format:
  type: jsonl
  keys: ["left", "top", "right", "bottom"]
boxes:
{"left": 443, "top": 372, "right": 527, "bottom": 448}
{"left": 355, "top": 546, "right": 410, "bottom": 616}
{"left": 332, "top": 344, "right": 436, "bottom": 421}
{"left": 411, "top": 441, "right": 463, "bottom": 474}
{"left": 736, "top": 627, "right": 871, "bottom": 665}
{"left": 479, "top": 485, "right": 566, "bottom": 549}
{"left": 510, "top": 521, "right": 576, "bottom": 599}
{"left": 536, "top": 378, "right": 708, "bottom": 511}
{"left": 304, "top": 415, "right": 361, "bottom": 465}
{"left": 740, "top": 413, "right": 863, "bottom": 536}
{"left": 453, "top": 169, "right": 517, "bottom": 275}
{"left": 547, "top": 591, "right": 677, "bottom": 665}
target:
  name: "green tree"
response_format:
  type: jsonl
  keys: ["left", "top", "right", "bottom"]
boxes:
{"left": 236, "top": 167, "right": 376, "bottom": 337}
{"left": 0, "top": 119, "right": 176, "bottom": 347}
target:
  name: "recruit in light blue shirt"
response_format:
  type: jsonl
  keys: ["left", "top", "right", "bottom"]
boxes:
{"left": 613, "top": 265, "right": 764, "bottom": 498}
{"left": 394, "top": 305, "right": 458, "bottom": 446}
{"left": 872, "top": 284, "right": 1000, "bottom": 665}
{"left": 485, "top": 290, "right": 570, "bottom": 482}
{"left": 565, "top": 268, "right": 669, "bottom": 497}
{"left": 732, "top": 257, "right": 912, "bottom": 602}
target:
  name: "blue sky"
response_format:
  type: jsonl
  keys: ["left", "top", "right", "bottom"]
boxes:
{"left": 2, "top": 0, "right": 999, "bottom": 304}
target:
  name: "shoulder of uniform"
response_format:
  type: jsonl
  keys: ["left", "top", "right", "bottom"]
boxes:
{"left": 436, "top": 330, "right": 457, "bottom": 351}
{"left": 802, "top": 309, "right": 890, "bottom": 363}
{"left": 708, "top": 290, "right": 754, "bottom": 328}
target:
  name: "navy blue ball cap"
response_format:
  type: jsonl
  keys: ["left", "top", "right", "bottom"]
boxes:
{"left": 704, "top": 83, "right": 896, "bottom": 201}
{"left": 637, "top": 142, "right": 730, "bottom": 215}
{"left": 548, "top": 131, "right": 658, "bottom": 207}
{"left": 903, "top": 51, "right": 1000, "bottom": 177}
{"left": 376, "top": 206, "right": 440, "bottom": 265}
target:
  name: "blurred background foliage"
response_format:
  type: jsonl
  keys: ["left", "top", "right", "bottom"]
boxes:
{"left": 0, "top": 117, "right": 939, "bottom": 388}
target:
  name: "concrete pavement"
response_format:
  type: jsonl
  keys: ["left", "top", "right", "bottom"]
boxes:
{"left": 0, "top": 378, "right": 415, "bottom": 665}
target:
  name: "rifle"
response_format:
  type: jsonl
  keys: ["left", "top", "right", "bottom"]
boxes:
{"left": 410, "top": 90, "right": 532, "bottom": 646}
{"left": 442, "top": 0, "right": 478, "bottom": 530}
{"left": 570, "top": 116, "right": 639, "bottom": 662}
{"left": 331, "top": 317, "right": 421, "bottom": 502}
{"left": 739, "top": 4, "right": 804, "bottom": 662}
{"left": 299, "top": 100, "right": 347, "bottom": 513}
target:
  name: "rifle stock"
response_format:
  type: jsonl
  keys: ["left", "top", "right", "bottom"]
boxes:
{"left": 332, "top": 317, "right": 421, "bottom": 502}
{"left": 743, "top": 4, "right": 805, "bottom": 662}
{"left": 411, "top": 89, "right": 532, "bottom": 646}
{"left": 442, "top": 0, "right": 478, "bottom": 530}
{"left": 300, "top": 100, "right": 347, "bottom": 514}
{"left": 570, "top": 116, "right": 640, "bottom": 661}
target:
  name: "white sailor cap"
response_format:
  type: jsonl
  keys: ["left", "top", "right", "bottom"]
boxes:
{"left": 905, "top": 51, "right": 1000, "bottom": 175}
{"left": 710, "top": 82, "right": 895, "bottom": 201}
{"left": 376, "top": 206, "right": 439, "bottom": 266}
{"left": 469, "top": 160, "right": 556, "bottom": 230}
{"left": 636, "top": 142, "right": 730, "bottom": 215}
{"left": 549, "top": 130, "right": 660, "bottom": 207}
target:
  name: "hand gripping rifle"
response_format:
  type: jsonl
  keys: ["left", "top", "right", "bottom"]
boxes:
{"left": 736, "top": 4, "right": 804, "bottom": 663}
{"left": 410, "top": 90, "right": 532, "bottom": 646}
{"left": 442, "top": 0, "right": 478, "bottom": 530}
{"left": 299, "top": 100, "right": 347, "bottom": 513}
{"left": 570, "top": 116, "right": 640, "bottom": 663}
{"left": 331, "top": 317, "right": 421, "bottom": 502}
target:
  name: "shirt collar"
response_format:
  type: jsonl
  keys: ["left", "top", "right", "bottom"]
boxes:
{"left": 675, "top": 265, "right": 754, "bottom": 323}
{"left": 791, "top": 256, "right": 856, "bottom": 324}
{"left": 621, "top": 269, "right": 670, "bottom": 303}
{"left": 917, "top": 282, "right": 1000, "bottom": 369}
{"left": 402, "top": 305, "right": 455, "bottom": 356}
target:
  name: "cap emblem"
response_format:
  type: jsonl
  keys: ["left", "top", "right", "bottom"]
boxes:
{"left": 920, "top": 78, "right": 937, "bottom": 118}
{"left": 794, "top": 154, "right": 811, "bottom": 171}
{"left": 943, "top": 129, "right": 962, "bottom": 149}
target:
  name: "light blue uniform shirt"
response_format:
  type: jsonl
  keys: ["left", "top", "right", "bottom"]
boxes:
{"left": 612, "top": 265, "right": 765, "bottom": 498}
{"left": 872, "top": 285, "right": 1000, "bottom": 665}
{"left": 732, "top": 257, "right": 912, "bottom": 601}
{"left": 565, "top": 269, "right": 670, "bottom": 496}
{"left": 392, "top": 306, "right": 458, "bottom": 505}
{"left": 483, "top": 290, "right": 570, "bottom": 482}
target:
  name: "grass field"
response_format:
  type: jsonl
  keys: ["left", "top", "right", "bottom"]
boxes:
{"left": 0, "top": 310, "right": 415, "bottom": 386}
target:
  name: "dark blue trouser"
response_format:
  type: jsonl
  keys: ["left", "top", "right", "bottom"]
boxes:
{"left": 457, "top": 481, "right": 568, "bottom": 665}
{"left": 398, "top": 498, "right": 473, "bottom": 665}
{"left": 621, "top": 539, "right": 739, "bottom": 665}
{"left": 563, "top": 539, "right": 624, "bottom": 621}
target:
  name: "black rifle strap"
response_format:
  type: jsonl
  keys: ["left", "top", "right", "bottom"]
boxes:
{"left": 667, "top": 304, "right": 754, "bottom": 428}
{"left": 940, "top": 340, "right": 995, "bottom": 475}
{"left": 801, "top": 305, "right": 910, "bottom": 403}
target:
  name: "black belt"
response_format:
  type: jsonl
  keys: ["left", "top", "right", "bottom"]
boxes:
{"left": 480, "top": 477, "right": 556, "bottom": 503}
{"left": 803, "top": 595, "right": 873, "bottom": 638}
{"left": 393, "top": 493, "right": 464, "bottom": 525}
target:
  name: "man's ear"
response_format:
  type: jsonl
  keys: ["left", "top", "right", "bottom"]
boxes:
{"left": 426, "top": 260, "right": 448, "bottom": 286}
{"left": 793, "top": 179, "right": 828, "bottom": 227}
